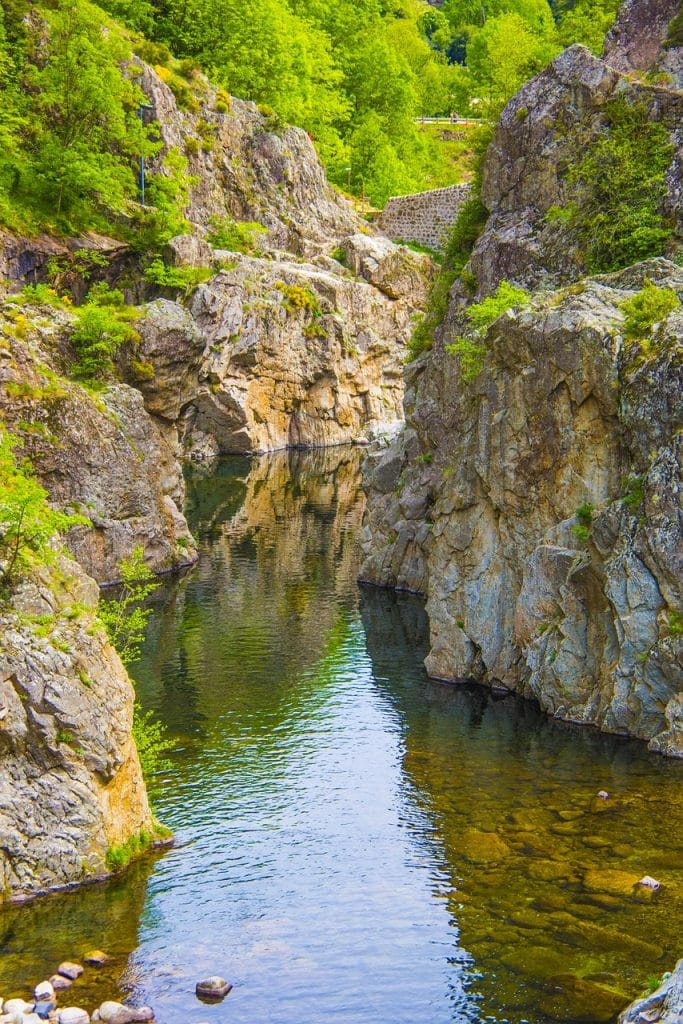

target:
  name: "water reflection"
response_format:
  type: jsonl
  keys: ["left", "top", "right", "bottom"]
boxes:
{"left": 2, "top": 449, "right": 680, "bottom": 1024}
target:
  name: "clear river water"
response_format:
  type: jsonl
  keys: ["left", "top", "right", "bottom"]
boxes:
{"left": 1, "top": 447, "right": 681, "bottom": 1024}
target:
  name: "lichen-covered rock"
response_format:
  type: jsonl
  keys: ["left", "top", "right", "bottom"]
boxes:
{"left": 0, "top": 306, "right": 196, "bottom": 583}
{"left": 619, "top": 959, "right": 683, "bottom": 1024}
{"left": 603, "top": 0, "right": 683, "bottom": 88}
{"left": 0, "top": 556, "right": 155, "bottom": 901}
{"left": 360, "top": 260, "right": 683, "bottom": 753}
{"left": 471, "top": 44, "right": 682, "bottom": 295}
{"left": 134, "top": 247, "right": 432, "bottom": 455}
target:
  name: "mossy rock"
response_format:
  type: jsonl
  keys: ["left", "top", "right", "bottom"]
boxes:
{"left": 460, "top": 828, "right": 511, "bottom": 863}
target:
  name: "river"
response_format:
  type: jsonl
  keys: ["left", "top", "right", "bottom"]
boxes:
{"left": 1, "top": 447, "right": 681, "bottom": 1024}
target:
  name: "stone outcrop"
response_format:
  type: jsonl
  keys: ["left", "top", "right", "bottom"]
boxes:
{"left": 619, "top": 960, "right": 683, "bottom": 1024}
{"left": 360, "top": 259, "right": 683, "bottom": 754}
{"left": 133, "top": 236, "right": 432, "bottom": 456}
{"left": 138, "top": 64, "right": 360, "bottom": 257}
{"left": 0, "top": 304, "right": 196, "bottom": 584}
{"left": 0, "top": 555, "right": 156, "bottom": 901}
{"left": 603, "top": 0, "right": 683, "bottom": 87}
{"left": 471, "top": 43, "right": 682, "bottom": 295}
{"left": 377, "top": 184, "right": 472, "bottom": 253}
{"left": 360, "top": 0, "right": 683, "bottom": 756}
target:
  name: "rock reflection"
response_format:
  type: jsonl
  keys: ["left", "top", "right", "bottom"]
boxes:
{"left": 360, "top": 586, "right": 683, "bottom": 1023}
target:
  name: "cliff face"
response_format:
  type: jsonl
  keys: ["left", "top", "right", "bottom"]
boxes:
{"left": 135, "top": 235, "right": 431, "bottom": 456}
{"left": 359, "top": 5, "right": 683, "bottom": 755}
{"left": 0, "top": 304, "right": 196, "bottom": 584}
{"left": 0, "top": 556, "right": 155, "bottom": 900}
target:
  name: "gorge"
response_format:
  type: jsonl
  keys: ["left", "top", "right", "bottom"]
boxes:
{"left": 0, "top": 0, "right": 681, "bottom": 1020}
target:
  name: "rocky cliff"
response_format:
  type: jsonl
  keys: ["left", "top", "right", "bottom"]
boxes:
{"left": 359, "top": 4, "right": 683, "bottom": 755}
{"left": 0, "top": 555, "right": 156, "bottom": 901}
{"left": 135, "top": 235, "right": 431, "bottom": 456}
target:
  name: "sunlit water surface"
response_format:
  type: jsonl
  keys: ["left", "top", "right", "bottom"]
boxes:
{"left": 1, "top": 448, "right": 681, "bottom": 1024}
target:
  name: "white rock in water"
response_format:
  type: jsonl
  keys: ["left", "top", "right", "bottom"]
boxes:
{"left": 33, "top": 986, "right": 54, "bottom": 1004}
{"left": 4, "top": 1003, "right": 33, "bottom": 1016}
{"left": 49, "top": 978, "right": 71, "bottom": 993}
{"left": 638, "top": 875, "right": 661, "bottom": 890}
{"left": 195, "top": 978, "right": 232, "bottom": 1000}
{"left": 56, "top": 965, "right": 83, "bottom": 982}
{"left": 22, "top": 1015, "right": 42, "bottom": 1024}
{"left": 98, "top": 1004, "right": 132, "bottom": 1024}
{"left": 57, "top": 1009, "right": 89, "bottom": 1024}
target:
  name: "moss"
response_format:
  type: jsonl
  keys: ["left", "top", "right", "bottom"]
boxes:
{"left": 105, "top": 821, "right": 172, "bottom": 873}
{"left": 276, "top": 282, "right": 321, "bottom": 317}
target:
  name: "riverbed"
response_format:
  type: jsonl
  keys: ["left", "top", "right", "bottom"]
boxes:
{"left": 1, "top": 448, "right": 681, "bottom": 1024}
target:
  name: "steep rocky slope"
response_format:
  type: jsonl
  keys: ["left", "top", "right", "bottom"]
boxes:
{"left": 135, "top": 235, "right": 431, "bottom": 456}
{"left": 0, "top": 303, "right": 196, "bottom": 583}
{"left": 0, "top": 555, "right": 156, "bottom": 900}
{"left": 360, "top": 4, "right": 682, "bottom": 755}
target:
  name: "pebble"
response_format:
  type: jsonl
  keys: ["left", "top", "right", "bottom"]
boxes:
{"left": 33, "top": 1004, "right": 55, "bottom": 1021}
{"left": 97, "top": 1004, "right": 152, "bottom": 1024}
{"left": 4, "top": 1004, "right": 33, "bottom": 1017}
{"left": 56, "top": 965, "right": 83, "bottom": 982}
{"left": 22, "top": 1015, "right": 43, "bottom": 1024}
{"left": 48, "top": 979, "right": 71, "bottom": 993}
{"left": 33, "top": 987, "right": 54, "bottom": 1005}
{"left": 638, "top": 875, "right": 661, "bottom": 890}
{"left": 83, "top": 951, "right": 108, "bottom": 967}
{"left": 195, "top": 978, "right": 233, "bottom": 1000}
{"left": 597, "top": 790, "right": 610, "bottom": 800}
{"left": 57, "top": 1010, "right": 89, "bottom": 1024}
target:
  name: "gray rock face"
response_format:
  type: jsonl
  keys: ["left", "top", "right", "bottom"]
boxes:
{"left": 134, "top": 241, "right": 432, "bottom": 456}
{"left": 603, "top": 0, "right": 683, "bottom": 87}
{"left": 0, "top": 558, "right": 155, "bottom": 901}
{"left": 472, "top": 45, "right": 683, "bottom": 295}
{"left": 360, "top": 260, "right": 683, "bottom": 754}
{"left": 138, "top": 65, "right": 359, "bottom": 257}
{"left": 619, "top": 959, "right": 683, "bottom": 1024}
{"left": 0, "top": 306, "right": 196, "bottom": 583}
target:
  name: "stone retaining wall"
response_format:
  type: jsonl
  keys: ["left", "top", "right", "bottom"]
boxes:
{"left": 377, "top": 184, "right": 471, "bottom": 252}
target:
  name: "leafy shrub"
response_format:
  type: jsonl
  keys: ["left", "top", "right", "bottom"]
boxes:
{"left": 70, "top": 288, "right": 141, "bottom": 381}
{"left": 98, "top": 546, "right": 159, "bottom": 665}
{"left": 444, "top": 337, "right": 488, "bottom": 382}
{"left": 0, "top": 431, "right": 88, "bottom": 594}
{"left": 276, "top": 282, "right": 321, "bottom": 316}
{"left": 132, "top": 704, "right": 174, "bottom": 779}
{"left": 622, "top": 474, "right": 645, "bottom": 512}
{"left": 619, "top": 280, "right": 680, "bottom": 339}
{"left": 207, "top": 216, "right": 267, "bottom": 254}
{"left": 143, "top": 257, "right": 213, "bottom": 294}
{"left": 571, "top": 503, "right": 594, "bottom": 543}
{"left": 547, "top": 97, "right": 675, "bottom": 273}
{"left": 444, "top": 281, "right": 530, "bottom": 381}
{"left": 465, "top": 281, "right": 531, "bottom": 332}
{"left": 11, "top": 284, "right": 69, "bottom": 309}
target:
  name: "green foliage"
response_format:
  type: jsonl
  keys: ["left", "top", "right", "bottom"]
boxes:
{"left": 571, "top": 502, "right": 593, "bottom": 543}
{"left": 0, "top": 0, "right": 160, "bottom": 234}
{"left": 622, "top": 475, "right": 645, "bottom": 512}
{"left": 132, "top": 704, "right": 174, "bottom": 778}
{"left": 207, "top": 216, "right": 267, "bottom": 253}
{"left": 548, "top": 98, "right": 675, "bottom": 274}
{"left": 11, "top": 284, "right": 70, "bottom": 310}
{"left": 444, "top": 336, "right": 488, "bottom": 381}
{"left": 142, "top": 257, "right": 213, "bottom": 294}
{"left": 276, "top": 282, "right": 321, "bottom": 317}
{"left": 556, "top": 0, "right": 621, "bottom": 54}
{"left": 105, "top": 828, "right": 154, "bottom": 872}
{"left": 0, "top": 430, "right": 88, "bottom": 593}
{"left": 70, "top": 289, "right": 141, "bottom": 381}
{"left": 665, "top": 10, "right": 683, "bottom": 47}
{"left": 667, "top": 611, "right": 683, "bottom": 637}
{"left": 465, "top": 280, "right": 531, "bottom": 330}
{"left": 98, "top": 546, "right": 159, "bottom": 665}
{"left": 619, "top": 280, "right": 680, "bottom": 340}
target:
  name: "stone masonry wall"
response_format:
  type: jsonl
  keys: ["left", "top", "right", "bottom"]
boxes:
{"left": 377, "top": 184, "right": 471, "bottom": 251}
